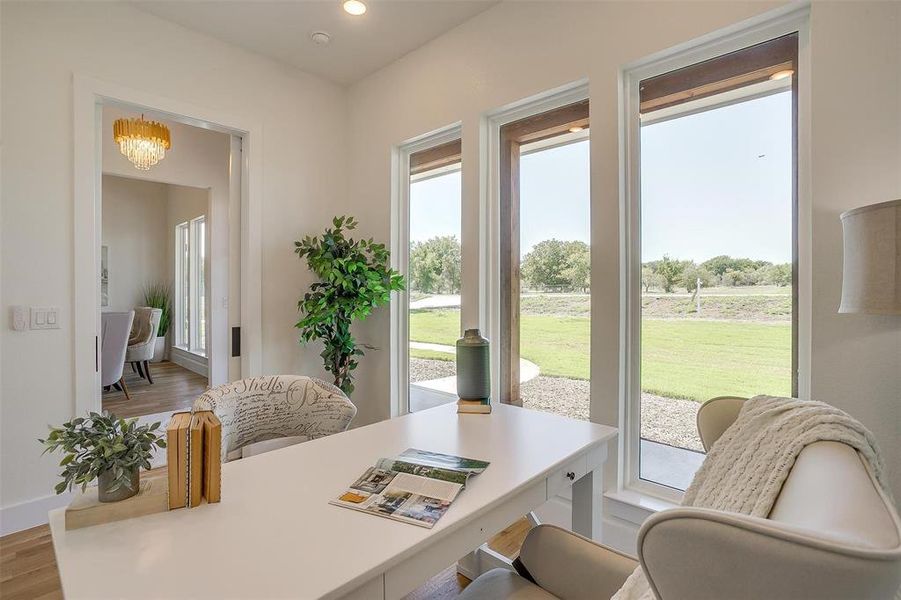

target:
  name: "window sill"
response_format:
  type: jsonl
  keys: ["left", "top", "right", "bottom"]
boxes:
{"left": 604, "top": 488, "right": 680, "bottom": 526}
{"left": 173, "top": 345, "right": 207, "bottom": 359}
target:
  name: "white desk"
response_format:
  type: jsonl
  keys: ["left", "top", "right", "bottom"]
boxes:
{"left": 50, "top": 403, "right": 616, "bottom": 599}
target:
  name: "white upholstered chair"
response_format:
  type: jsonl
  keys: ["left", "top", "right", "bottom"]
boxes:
{"left": 125, "top": 307, "right": 162, "bottom": 384}
{"left": 192, "top": 376, "right": 357, "bottom": 462}
{"left": 460, "top": 397, "right": 901, "bottom": 600}
{"left": 100, "top": 311, "right": 134, "bottom": 400}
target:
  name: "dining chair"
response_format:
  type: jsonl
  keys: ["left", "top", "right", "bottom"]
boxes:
{"left": 192, "top": 376, "right": 357, "bottom": 462}
{"left": 101, "top": 311, "right": 134, "bottom": 400}
{"left": 125, "top": 307, "right": 162, "bottom": 384}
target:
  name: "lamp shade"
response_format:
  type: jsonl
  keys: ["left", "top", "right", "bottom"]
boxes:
{"left": 839, "top": 198, "right": 901, "bottom": 314}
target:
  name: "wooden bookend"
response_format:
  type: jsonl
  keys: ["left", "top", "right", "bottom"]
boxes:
{"left": 200, "top": 412, "right": 222, "bottom": 503}
{"left": 188, "top": 413, "right": 204, "bottom": 508}
{"left": 166, "top": 412, "right": 191, "bottom": 509}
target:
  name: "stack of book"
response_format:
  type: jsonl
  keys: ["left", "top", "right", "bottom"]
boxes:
{"left": 166, "top": 411, "right": 222, "bottom": 509}
{"left": 457, "top": 399, "right": 491, "bottom": 414}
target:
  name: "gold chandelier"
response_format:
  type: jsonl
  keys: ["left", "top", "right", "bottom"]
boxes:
{"left": 113, "top": 116, "right": 171, "bottom": 170}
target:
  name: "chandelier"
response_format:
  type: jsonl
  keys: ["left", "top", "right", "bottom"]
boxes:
{"left": 113, "top": 116, "right": 171, "bottom": 170}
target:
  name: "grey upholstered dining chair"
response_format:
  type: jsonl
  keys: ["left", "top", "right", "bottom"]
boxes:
{"left": 125, "top": 307, "right": 162, "bottom": 384}
{"left": 192, "top": 376, "right": 357, "bottom": 462}
{"left": 100, "top": 311, "right": 134, "bottom": 400}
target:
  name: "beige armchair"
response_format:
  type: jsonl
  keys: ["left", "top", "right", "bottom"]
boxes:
{"left": 125, "top": 307, "right": 162, "bottom": 384}
{"left": 461, "top": 397, "right": 901, "bottom": 600}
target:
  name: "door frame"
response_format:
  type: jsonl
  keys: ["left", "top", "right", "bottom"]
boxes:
{"left": 73, "top": 74, "right": 263, "bottom": 417}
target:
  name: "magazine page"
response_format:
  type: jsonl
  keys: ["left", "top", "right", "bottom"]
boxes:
{"left": 330, "top": 466, "right": 463, "bottom": 528}
{"left": 374, "top": 458, "right": 469, "bottom": 486}
{"left": 396, "top": 448, "right": 490, "bottom": 474}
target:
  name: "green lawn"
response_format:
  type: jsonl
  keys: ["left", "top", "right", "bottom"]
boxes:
{"left": 409, "top": 308, "right": 792, "bottom": 401}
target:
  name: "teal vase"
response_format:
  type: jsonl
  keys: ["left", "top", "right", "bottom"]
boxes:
{"left": 456, "top": 329, "right": 490, "bottom": 402}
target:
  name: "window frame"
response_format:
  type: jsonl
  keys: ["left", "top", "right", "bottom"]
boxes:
{"left": 174, "top": 216, "right": 207, "bottom": 357}
{"left": 620, "top": 9, "right": 810, "bottom": 502}
{"left": 390, "top": 124, "right": 463, "bottom": 417}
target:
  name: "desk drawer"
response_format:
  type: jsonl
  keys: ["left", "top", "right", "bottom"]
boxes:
{"left": 547, "top": 453, "right": 588, "bottom": 499}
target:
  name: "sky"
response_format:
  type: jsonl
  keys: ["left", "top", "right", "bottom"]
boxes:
{"left": 410, "top": 89, "right": 792, "bottom": 264}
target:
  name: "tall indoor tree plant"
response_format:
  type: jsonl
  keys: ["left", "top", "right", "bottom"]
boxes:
{"left": 294, "top": 215, "right": 404, "bottom": 396}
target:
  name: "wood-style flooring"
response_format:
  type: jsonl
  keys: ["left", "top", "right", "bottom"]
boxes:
{"left": 0, "top": 496, "right": 530, "bottom": 600}
{"left": 102, "top": 361, "right": 208, "bottom": 419}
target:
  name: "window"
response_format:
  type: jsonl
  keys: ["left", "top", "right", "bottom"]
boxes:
{"left": 629, "top": 34, "right": 799, "bottom": 492}
{"left": 407, "top": 139, "right": 462, "bottom": 412}
{"left": 498, "top": 100, "right": 590, "bottom": 418}
{"left": 174, "top": 216, "right": 207, "bottom": 356}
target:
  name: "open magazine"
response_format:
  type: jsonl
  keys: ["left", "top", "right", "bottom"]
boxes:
{"left": 330, "top": 449, "right": 490, "bottom": 528}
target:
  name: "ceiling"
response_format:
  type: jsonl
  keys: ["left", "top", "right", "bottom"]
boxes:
{"left": 133, "top": 1, "right": 498, "bottom": 86}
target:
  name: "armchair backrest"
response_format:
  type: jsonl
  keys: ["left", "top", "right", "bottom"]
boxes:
{"left": 100, "top": 311, "right": 134, "bottom": 387}
{"left": 639, "top": 397, "right": 901, "bottom": 599}
{"left": 193, "top": 376, "right": 356, "bottom": 463}
{"left": 129, "top": 307, "right": 162, "bottom": 347}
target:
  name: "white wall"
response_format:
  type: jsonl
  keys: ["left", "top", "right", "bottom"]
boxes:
{"left": 808, "top": 1, "right": 901, "bottom": 497}
{"left": 346, "top": 0, "right": 901, "bottom": 504}
{"left": 0, "top": 1, "right": 348, "bottom": 531}
{"left": 101, "top": 176, "right": 169, "bottom": 312}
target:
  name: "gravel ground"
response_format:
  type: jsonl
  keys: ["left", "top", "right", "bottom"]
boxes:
{"left": 410, "top": 357, "right": 455, "bottom": 383}
{"left": 413, "top": 358, "right": 704, "bottom": 451}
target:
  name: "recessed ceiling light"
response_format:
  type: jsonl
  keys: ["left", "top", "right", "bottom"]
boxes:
{"left": 343, "top": 0, "right": 366, "bottom": 16}
{"left": 568, "top": 126, "right": 584, "bottom": 133}
{"left": 770, "top": 69, "right": 794, "bottom": 81}
{"left": 311, "top": 31, "right": 331, "bottom": 45}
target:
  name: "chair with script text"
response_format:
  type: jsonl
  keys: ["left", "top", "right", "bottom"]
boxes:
{"left": 192, "top": 375, "right": 356, "bottom": 462}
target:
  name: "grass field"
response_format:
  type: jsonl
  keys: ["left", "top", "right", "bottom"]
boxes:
{"left": 409, "top": 308, "right": 792, "bottom": 401}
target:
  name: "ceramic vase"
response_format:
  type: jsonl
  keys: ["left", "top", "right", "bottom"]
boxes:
{"left": 456, "top": 329, "right": 491, "bottom": 401}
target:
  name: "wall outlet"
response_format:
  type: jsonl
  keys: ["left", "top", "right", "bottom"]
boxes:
{"left": 30, "top": 307, "right": 60, "bottom": 330}
{"left": 11, "top": 306, "right": 29, "bottom": 331}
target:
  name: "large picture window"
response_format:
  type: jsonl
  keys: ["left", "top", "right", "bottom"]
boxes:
{"left": 497, "top": 100, "right": 590, "bottom": 419}
{"left": 630, "top": 33, "right": 799, "bottom": 492}
{"left": 407, "top": 139, "right": 462, "bottom": 412}
{"left": 174, "top": 216, "right": 207, "bottom": 356}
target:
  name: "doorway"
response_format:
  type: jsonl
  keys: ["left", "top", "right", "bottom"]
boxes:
{"left": 73, "top": 75, "right": 262, "bottom": 422}
{"left": 98, "top": 105, "right": 233, "bottom": 427}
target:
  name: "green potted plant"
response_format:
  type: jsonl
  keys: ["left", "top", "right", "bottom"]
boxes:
{"left": 294, "top": 215, "right": 404, "bottom": 396}
{"left": 143, "top": 283, "right": 171, "bottom": 363}
{"left": 40, "top": 413, "right": 166, "bottom": 502}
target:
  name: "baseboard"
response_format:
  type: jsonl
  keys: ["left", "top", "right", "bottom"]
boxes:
{"left": 1, "top": 492, "right": 72, "bottom": 536}
{"left": 169, "top": 347, "right": 208, "bottom": 377}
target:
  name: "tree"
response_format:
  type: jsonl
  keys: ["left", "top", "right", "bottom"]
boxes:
{"left": 409, "top": 236, "right": 461, "bottom": 294}
{"left": 294, "top": 216, "right": 405, "bottom": 395}
{"left": 655, "top": 255, "right": 685, "bottom": 293}
{"left": 641, "top": 266, "right": 654, "bottom": 293}
{"left": 758, "top": 263, "right": 791, "bottom": 286}
{"left": 562, "top": 244, "right": 590, "bottom": 291}
{"left": 522, "top": 239, "right": 589, "bottom": 290}
{"left": 681, "top": 263, "right": 713, "bottom": 293}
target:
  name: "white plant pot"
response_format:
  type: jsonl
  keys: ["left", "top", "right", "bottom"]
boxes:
{"left": 151, "top": 336, "right": 167, "bottom": 363}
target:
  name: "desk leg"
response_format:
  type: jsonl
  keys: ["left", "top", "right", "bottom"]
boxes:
{"left": 572, "top": 468, "right": 603, "bottom": 540}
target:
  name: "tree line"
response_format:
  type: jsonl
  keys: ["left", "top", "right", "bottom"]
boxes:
{"left": 642, "top": 254, "right": 791, "bottom": 293}
{"left": 409, "top": 236, "right": 790, "bottom": 294}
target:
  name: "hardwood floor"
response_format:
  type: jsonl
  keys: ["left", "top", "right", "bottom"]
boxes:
{"left": 0, "top": 507, "right": 530, "bottom": 600}
{"left": 102, "top": 361, "right": 208, "bottom": 418}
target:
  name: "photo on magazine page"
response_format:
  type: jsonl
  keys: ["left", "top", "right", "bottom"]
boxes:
{"left": 396, "top": 449, "right": 490, "bottom": 474}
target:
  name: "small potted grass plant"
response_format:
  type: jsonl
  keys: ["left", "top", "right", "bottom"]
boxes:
{"left": 143, "top": 283, "right": 171, "bottom": 363}
{"left": 40, "top": 413, "right": 166, "bottom": 502}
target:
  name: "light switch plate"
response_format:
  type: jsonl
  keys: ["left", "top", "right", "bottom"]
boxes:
{"left": 11, "top": 306, "right": 29, "bottom": 331}
{"left": 30, "top": 307, "right": 60, "bottom": 330}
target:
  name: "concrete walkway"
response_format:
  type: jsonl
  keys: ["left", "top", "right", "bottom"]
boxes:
{"left": 410, "top": 341, "right": 540, "bottom": 394}
{"left": 410, "top": 294, "right": 461, "bottom": 310}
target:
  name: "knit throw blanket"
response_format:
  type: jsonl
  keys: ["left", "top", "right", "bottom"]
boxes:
{"left": 612, "top": 395, "right": 888, "bottom": 600}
